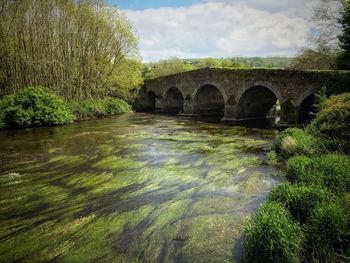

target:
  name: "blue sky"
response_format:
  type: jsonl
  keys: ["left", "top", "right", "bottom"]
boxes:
{"left": 106, "top": 0, "right": 332, "bottom": 62}
{"left": 107, "top": 0, "right": 198, "bottom": 10}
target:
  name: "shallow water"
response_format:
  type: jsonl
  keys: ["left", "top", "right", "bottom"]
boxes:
{"left": 0, "top": 113, "right": 282, "bottom": 262}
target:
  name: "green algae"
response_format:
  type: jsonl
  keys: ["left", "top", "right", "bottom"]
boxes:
{"left": 0, "top": 113, "right": 282, "bottom": 262}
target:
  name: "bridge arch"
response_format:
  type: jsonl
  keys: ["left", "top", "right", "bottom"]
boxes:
{"left": 236, "top": 85, "right": 279, "bottom": 120}
{"left": 193, "top": 84, "right": 225, "bottom": 116}
{"left": 143, "top": 91, "right": 156, "bottom": 112}
{"left": 163, "top": 87, "right": 184, "bottom": 114}
{"left": 298, "top": 94, "right": 316, "bottom": 124}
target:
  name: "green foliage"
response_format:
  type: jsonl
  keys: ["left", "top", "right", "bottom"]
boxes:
{"left": 275, "top": 128, "right": 326, "bottom": 158}
{"left": 289, "top": 47, "right": 337, "bottom": 70}
{"left": 0, "top": 0, "right": 141, "bottom": 100}
{"left": 69, "top": 97, "right": 131, "bottom": 120}
{"left": 337, "top": 1, "right": 350, "bottom": 69}
{"left": 324, "top": 72, "right": 350, "bottom": 95}
{"left": 286, "top": 154, "right": 350, "bottom": 194}
{"left": 306, "top": 201, "right": 349, "bottom": 262}
{"left": 268, "top": 183, "right": 330, "bottom": 223}
{"left": 145, "top": 57, "right": 293, "bottom": 78}
{"left": 0, "top": 86, "right": 74, "bottom": 129}
{"left": 313, "top": 86, "right": 328, "bottom": 113}
{"left": 308, "top": 92, "right": 350, "bottom": 153}
{"left": 244, "top": 202, "right": 303, "bottom": 263}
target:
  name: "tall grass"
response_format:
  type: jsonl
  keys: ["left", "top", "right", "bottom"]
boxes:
{"left": 244, "top": 202, "right": 303, "bottom": 263}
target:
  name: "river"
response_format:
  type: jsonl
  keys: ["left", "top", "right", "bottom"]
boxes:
{"left": 0, "top": 113, "right": 282, "bottom": 262}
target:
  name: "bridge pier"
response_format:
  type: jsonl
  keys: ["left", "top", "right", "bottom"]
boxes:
{"left": 278, "top": 101, "right": 299, "bottom": 126}
{"left": 137, "top": 68, "right": 349, "bottom": 127}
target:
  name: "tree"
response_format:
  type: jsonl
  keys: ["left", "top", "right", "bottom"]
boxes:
{"left": 290, "top": 0, "right": 346, "bottom": 70}
{"left": 337, "top": 1, "right": 350, "bottom": 69}
{"left": 290, "top": 47, "right": 338, "bottom": 70}
{"left": 0, "top": 0, "right": 142, "bottom": 101}
{"left": 147, "top": 58, "right": 194, "bottom": 78}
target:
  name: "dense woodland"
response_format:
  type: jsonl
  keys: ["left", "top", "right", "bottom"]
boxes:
{"left": 0, "top": 0, "right": 143, "bottom": 100}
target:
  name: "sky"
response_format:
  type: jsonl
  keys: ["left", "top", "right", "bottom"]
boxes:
{"left": 107, "top": 0, "right": 322, "bottom": 62}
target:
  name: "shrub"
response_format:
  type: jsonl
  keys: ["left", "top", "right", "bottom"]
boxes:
{"left": 275, "top": 128, "right": 326, "bottom": 158}
{"left": 244, "top": 202, "right": 303, "bottom": 263}
{"left": 286, "top": 154, "right": 350, "bottom": 194}
{"left": 0, "top": 86, "right": 75, "bottom": 129}
{"left": 306, "top": 201, "right": 349, "bottom": 262}
{"left": 308, "top": 92, "right": 350, "bottom": 153}
{"left": 69, "top": 97, "right": 131, "bottom": 120}
{"left": 268, "top": 183, "right": 330, "bottom": 223}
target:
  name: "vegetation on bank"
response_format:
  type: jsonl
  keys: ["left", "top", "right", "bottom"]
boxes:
{"left": 0, "top": 0, "right": 140, "bottom": 130}
{"left": 69, "top": 97, "right": 131, "bottom": 120}
{"left": 0, "top": 87, "right": 131, "bottom": 130}
{"left": 244, "top": 92, "right": 350, "bottom": 263}
{"left": 0, "top": 0, "right": 143, "bottom": 100}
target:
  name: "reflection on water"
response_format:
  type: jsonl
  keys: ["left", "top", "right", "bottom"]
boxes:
{"left": 0, "top": 113, "right": 282, "bottom": 262}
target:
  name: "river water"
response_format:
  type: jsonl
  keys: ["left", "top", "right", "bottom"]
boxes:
{"left": 0, "top": 113, "right": 282, "bottom": 262}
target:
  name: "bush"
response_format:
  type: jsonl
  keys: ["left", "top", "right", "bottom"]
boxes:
{"left": 308, "top": 92, "right": 350, "bottom": 153}
{"left": 69, "top": 97, "right": 131, "bottom": 120}
{"left": 275, "top": 128, "right": 326, "bottom": 158}
{"left": 306, "top": 202, "right": 349, "bottom": 262}
{"left": 268, "top": 183, "right": 330, "bottom": 223}
{"left": 0, "top": 86, "right": 75, "bottom": 129}
{"left": 244, "top": 202, "right": 303, "bottom": 263}
{"left": 286, "top": 154, "right": 350, "bottom": 194}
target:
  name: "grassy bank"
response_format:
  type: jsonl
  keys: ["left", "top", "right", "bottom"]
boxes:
{"left": 244, "top": 92, "right": 350, "bottom": 263}
{"left": 0, "top": 87, "right": 131, "bottom": 130}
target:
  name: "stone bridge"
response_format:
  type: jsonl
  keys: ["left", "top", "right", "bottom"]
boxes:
{"left": 136, "top": 68, "right": 349, "bottom": 125}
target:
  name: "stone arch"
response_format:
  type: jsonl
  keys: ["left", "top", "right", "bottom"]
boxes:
{"left": 143, "top": 91, "right": 156, "bottom": 112}
{"left": 237, "top": 81, "right": 283, "bottom": 104}
{"left": 236, "top": 85, "right": 279, "bottom": 120}
{"left": 298, "top": 94, "right": 316, "bottom": 124}
{"left": 193, "top": 84, "right": 225, "bottom": 116}
{"left": 163, "top": 87, "right": 184, "bottom": 114}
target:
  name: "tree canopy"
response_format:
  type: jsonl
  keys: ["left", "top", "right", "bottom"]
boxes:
{"left": 337, "top": 1, "right": 350, "bottom": 69}
{"left": 0, "top": 0, "right": 143, "bottom": 100}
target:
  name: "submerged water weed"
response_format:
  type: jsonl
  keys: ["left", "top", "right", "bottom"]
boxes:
{"left": 0, "top": 113, "right": 280, "bottom": 262}
{"left": 267, "top": 149, "right": 279, "bottom": 165}
{"left": 92, "top": 156, "right": 147, "bottom": 171}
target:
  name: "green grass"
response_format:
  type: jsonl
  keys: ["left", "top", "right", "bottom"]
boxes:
{"left": 275, "top": 128, "right": 326, "bottom": 158}
{"left": 286, "top": 154, "right": 350, "bottom": 194}
{"left": 244, "top": 202, "right": 303, "bottom": 263}
{"left": 306, "top": 201, "right": 349, "bottom": 263}
{"left": 268, "top": 183, "right": 330, "bottom": 223}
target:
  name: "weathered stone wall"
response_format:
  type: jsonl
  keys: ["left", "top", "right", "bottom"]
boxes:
{"left": 135, "top": 68, "right": 350, "bottom": 125}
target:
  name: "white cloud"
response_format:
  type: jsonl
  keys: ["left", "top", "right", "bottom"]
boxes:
{"left": 123, "top": 0, "right": 322, "bottom": 62}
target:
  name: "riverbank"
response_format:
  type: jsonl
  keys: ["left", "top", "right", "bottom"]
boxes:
{"left": 0, "top": 87, "right": 132, "bottom": 130}
{"left": 243, "top": 92, "right": 350, "bottom": 262}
